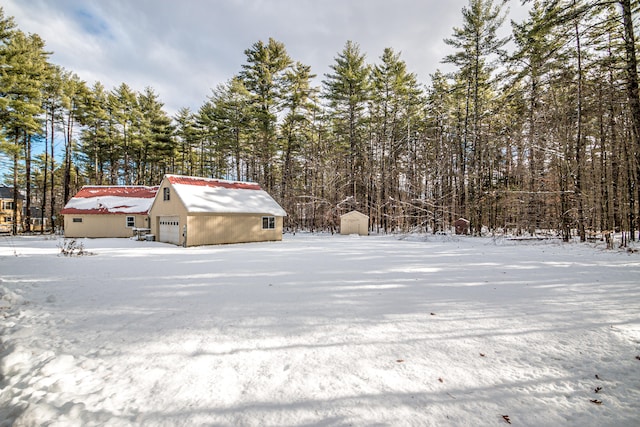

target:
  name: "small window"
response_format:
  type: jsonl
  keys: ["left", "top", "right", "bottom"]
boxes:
{"left": 126, "top": 216, "right": 135, "bottom": 227}
{"left": 262, "top": 216, "right": 275, "bottom": 230}
{"left": 4, "top": 216, "right": 12, "bottom": 223}
{"left": 3, "top": 201, "right": 14, "bottom": 210}
{"left": 163, "top": 187, "right": 170, "bottom": 201}
{"left": 73, "top": 218, "right": 83, "bottom": 223}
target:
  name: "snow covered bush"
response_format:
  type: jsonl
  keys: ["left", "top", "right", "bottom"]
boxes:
{"left": 57, "top": 239, "right": 91, "bottom": 257}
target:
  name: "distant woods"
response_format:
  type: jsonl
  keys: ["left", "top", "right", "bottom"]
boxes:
{"left": 1, "top": 0, "right": 639, "bottom": 241}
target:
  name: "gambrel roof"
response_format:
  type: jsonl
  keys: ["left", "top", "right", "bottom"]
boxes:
{"left": 61, "top": 186, "right": 159, "bottom": 215}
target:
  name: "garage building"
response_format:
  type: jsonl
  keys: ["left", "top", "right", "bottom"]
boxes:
{"left": 149, "top": 175, "right": 286, "bottom": 246}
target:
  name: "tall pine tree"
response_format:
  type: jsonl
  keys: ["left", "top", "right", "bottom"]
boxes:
{"left": 323, "top": 40, "right": 371, "bottom": 210}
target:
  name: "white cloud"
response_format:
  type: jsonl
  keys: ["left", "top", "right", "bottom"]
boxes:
{"left": 3, "top": 0, "right": 530, "bottom": 116}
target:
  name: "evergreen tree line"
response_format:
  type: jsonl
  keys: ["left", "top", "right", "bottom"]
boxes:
{"left": 1, "top": 0, "right": 639, "bottom": 241}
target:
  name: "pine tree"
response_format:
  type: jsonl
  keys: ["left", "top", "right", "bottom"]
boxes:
{"left": 108, "top": 83, "right": 139, "bottom": 184}
{"left": 60, "top": 71, "right": 89, "bottom": 203}
{"left": 0, "top": 7, "right": 16, "bottom": 115}
{"left": 510, "top": 0, "right": 567, "bottom": 235}
{"left": 0, "top": 29, "right": 49, "bottom": 233}
{"left": 443, "top": 0, "right": 509, "bottom": 234}
{"left": 137, "top": 87, "right": 174, "bottom": 184}
{"left": 280, "top": 61, "right": 317, "bottom": 222}
{"left": 0, "top": 8, "right": 17, "bottom": 229}
{"left": 239, "top": 38, "right": 292, "bottom": 189}
{"left": 79, "top": 82, "right": 109, "bottom": 184}
{"left": 40, "top": 65, "right": 66, "bottom": 228}
{"left": 197, "top": 77, "right": 253, "bottom": 180}
{"left": 425, "top": 70, "right": 457, "bottom": 232}
{"left": 370, "top": 47, "right": 422, "bottom": 231}
{"left": 619, "top": 0, "right": 640, "bottom": 239}
{"left": 323, "top": 40, "right": 371, "bottom": 209}
{"left": 174, "top": 107, "right": 198, "bottom": 176}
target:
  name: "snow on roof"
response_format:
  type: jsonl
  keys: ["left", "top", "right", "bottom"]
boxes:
{"left": 61, "top": 186, "right": 159, "bottom": 215}
{"left": 165, "top": 175, "right": 287, "bottom": 216}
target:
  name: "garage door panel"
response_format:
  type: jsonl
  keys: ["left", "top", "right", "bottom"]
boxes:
{"left": 159, "top": 216, "right": 180, "bottom": 244}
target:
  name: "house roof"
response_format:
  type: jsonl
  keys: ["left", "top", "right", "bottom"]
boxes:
{"left": 165, "top": 175, "right": 287, "bottom": 216}
{"left": 60, "top": 186, "right": 159, "bottom": 215}
{"left": 0, "top": 186, "right": 24, "bottom": 200}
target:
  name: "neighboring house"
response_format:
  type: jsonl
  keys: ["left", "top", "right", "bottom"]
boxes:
{"left": 60, "top": 186, "right": 159, "bottom": 238}
{"left": 149, "top": 174, "right": 286, "bottom": 246}
{"left": 340, "top": 210, "right": 369, "bottom": 236}
{"left": 0, "top": 186, "right": 24, "bottom": 234}
{"left": 30, "top": 206, "right": 50, "bottom": 232}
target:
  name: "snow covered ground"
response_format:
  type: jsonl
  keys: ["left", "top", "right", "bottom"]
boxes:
{"left": 1, "top": 233, "right": 639, "bottom": 426}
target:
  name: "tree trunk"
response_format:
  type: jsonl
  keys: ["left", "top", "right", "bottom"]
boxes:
{"left": 63, "top": 112, "right": 74, "bottom": 204}
{"left": 574, "top": 10, "right": 586, "bottom": 242}
{"left": 41, "top": 109, "right": 49, "bottom": 234}
{"left": 12, "top": 137, "right": 18, "bottom": 235}
{"left": 620, "top": 0, "right": 640, "bottom": 240}
{"left": 50, "top": 110, "right": 56, "bottom": 230}
{"left": 24, "top": 132, "right": 32, "bottom": 233}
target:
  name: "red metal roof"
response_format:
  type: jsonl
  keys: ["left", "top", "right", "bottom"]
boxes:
{"left": 60, "top": 207, "right": 114, "bottom": 215}
{"left": 60, "top": 186, "right": 159, "bottom": 215}
{"left": 72, "top": 186, "right": 159, "bottom": 199}
{"left": 166, "top": 175, "right": 262, "bottom": 191}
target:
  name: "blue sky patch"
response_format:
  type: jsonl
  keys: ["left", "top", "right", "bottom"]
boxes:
{"left": 73, "top": 8, "right": 112, "bottom": 39}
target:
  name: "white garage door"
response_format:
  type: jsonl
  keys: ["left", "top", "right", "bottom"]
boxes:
{"left": 159, "top": 216, "right": 180, "bottom": 244}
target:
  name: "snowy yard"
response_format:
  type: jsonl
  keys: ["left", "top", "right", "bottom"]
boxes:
{"left": 1, "top": 233, "right": 639, "bottom": 426}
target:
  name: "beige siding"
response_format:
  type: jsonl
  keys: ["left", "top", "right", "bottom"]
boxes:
{"left": 149, "top": 177, "right": 284, "bottom": 247}
{"left": 340, "top": 211, "right": 369, "bottom": 236}
{"left": 0, "top": 198, "right": 24, "bottom": 233}
{"left": 63, "top": 214, "right": 148, "bottom": 238}
{"left": 186, "top": 214, "right": 283, "bottom": 246}
{"left": 149, "top": 180, "right": 188, "bottom": 245}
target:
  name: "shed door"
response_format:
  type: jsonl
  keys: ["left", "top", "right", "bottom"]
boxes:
{"left": 343, "top": 218, "right": 358, "bottom": 235}
{"left": 159, "top": 216, "right": 180, "bottom": 244}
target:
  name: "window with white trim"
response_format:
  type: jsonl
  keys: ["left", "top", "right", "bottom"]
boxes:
{"left": 126, "top": 216, "right": 135, "bottom": 227}
{"left": 163, "top": 187, "right": 170, "bottom": 201}
{"left": 262, "top": 216, "right": 275, "bottom": 230}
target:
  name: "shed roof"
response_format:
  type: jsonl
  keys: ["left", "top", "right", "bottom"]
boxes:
{"left": 341, "top": 210, "right": 369, "bottom": 220}
{"left": 165, "top": 175, "right": 287, "bottom": 216}
{"left": 61, "top": 186, "right": 159, "bottom": 215}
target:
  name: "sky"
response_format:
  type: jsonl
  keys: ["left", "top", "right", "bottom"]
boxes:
{"left": 3, "top": 0, "right": 530, "bottom": 117}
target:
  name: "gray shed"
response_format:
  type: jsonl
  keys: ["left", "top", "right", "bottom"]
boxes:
{"left": 340, "top": 210, "right": 369, "bottom": 236}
